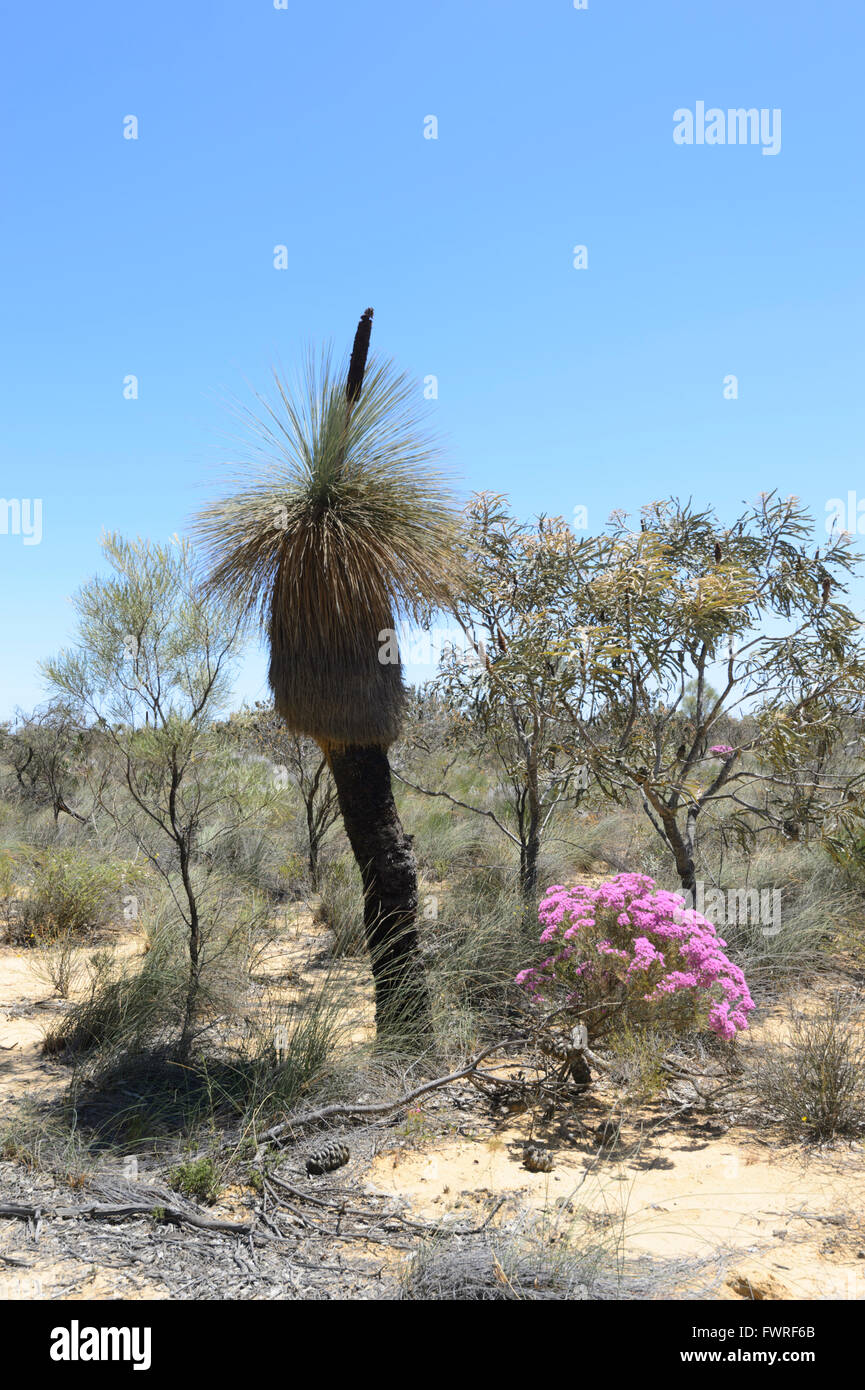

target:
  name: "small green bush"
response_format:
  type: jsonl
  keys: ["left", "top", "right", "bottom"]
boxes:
{"left": 20, "top": 849, "right": 133, "bottom": 941}
{"left": 169, "top": 1155, "right": 221, "bottom": 1203}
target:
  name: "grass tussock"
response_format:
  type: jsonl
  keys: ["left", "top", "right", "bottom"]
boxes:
{"left": 399, "top": 1207, "right": 731, "bottom": 1301}
{"left": 756, "top": 991, "right": 865, "bottom": 1140}
{"left": 311, "top": 857, "right": 366, "bottom": 957}
{"left": 0, "top": 1105, "right": 94, "bottom": 1188}
{"left": 49, "top": 940, "right": 353, "bottom": 1149}
{"left": 424, "top": 866, "right": 537, "bottom": 1048}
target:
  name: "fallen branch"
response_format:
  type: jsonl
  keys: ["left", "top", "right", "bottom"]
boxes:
{"left": 258, "top": 1035, "right": 528, "bottom": 1146}
{"left": 584, "top": 1046, "right": 615, "bottom": 1074}
{"left": 0, "top": 1200, "right": 253, "bottom": 1236}
{"left": 265, "top": 1173, "right": 507, "bottom": 1239}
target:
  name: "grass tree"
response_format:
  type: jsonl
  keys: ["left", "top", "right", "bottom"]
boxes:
{"left": 193, "top": 310, "right": 459, "bottom": 1042}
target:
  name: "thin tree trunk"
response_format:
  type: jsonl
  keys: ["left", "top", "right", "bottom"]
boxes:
{"left": 327, "top": 743, "right": 431, "bottom": 1043}
{"left": 306, "top": 799, "right": 320, "bottom": 888}
{"left": 522, "top": 812, "right": 541, "bottom": 900}
{"left": 173, "top": 768, "right": 201, "bottom": 1063}
{"left": 662, "top": 810, "right": 698, "bottom": 907}
{"left": 177, "top": 843, "right": 201, "bottom": 1064}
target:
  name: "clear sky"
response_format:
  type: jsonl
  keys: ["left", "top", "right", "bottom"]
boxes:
{"left": 1, "top": 0, "right": 863, "bottom": 715}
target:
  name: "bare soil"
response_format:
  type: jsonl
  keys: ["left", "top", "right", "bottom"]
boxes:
{"left": 2, "top": 922, "right": 864, "bottom": 1301}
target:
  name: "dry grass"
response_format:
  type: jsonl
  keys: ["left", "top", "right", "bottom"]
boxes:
{"left": 756, "top": 991, "right": 865, "bottom": 1139}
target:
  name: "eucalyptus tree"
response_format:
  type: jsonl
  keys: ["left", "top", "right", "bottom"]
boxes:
{"left": 568, "top": 495, "right": 865, "bottom": 900}
{"left": 424, "top": 493, "right": 610, "bottom": 897}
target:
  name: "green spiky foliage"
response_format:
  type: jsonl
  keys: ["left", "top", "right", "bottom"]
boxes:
{"left": 193, "top": 341, "right": 458, "bottom": 748}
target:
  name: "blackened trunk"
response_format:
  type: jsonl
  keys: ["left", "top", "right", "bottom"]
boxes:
{"left": 667, "top": 834, "right": 697, "bottom": 907}
{"left": 306, "top": 800, "right": 320, "bottom": 888}
{"left": 658, "top": 806, "right": 698, "bottom": 908}
{"left": 328, "top": 743, "right": 431, "bottom": 1044}
{"left": 521, "top": 829, "right": 540, "bottom": 900}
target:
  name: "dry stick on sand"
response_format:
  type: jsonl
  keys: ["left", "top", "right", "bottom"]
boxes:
{"left": 265, "top": 1172, "right": 508, "bottom": 1239}
{"left": 0, "top": 1201, "right": 254, "bottom": 1236}
{"left": 256, "top": 1035, "right": 616, "bottom": 1152}
{"left": 257, "top": 1035, "right": 529, "bottom": 1147}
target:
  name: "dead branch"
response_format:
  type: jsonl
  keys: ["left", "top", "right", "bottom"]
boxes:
{"left": 257, "top": 1035, "right": 529, "bottom": 1146}
{"left": 0, "top": 1200, "right": 253, "bottom": 1235}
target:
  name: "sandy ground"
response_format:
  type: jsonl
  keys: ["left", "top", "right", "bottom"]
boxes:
{"left": 0, "top": 948, "right": 75, "bottom": 1104}
{"left": 368, "top": 1119, "right": 865, "bottom": 1299}
{"left": 2, "top": 922, "right": 865, "bottom": 1300}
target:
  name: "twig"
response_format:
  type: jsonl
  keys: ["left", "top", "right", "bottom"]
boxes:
{"left": 265, "top": 1175, "right": 507, "bottom": 1239}
{"left": 0, "top": 1201, "right": 253, "bottom": 1236}
{"left": 258, "top": 1036, "right": 528, "bottom": 1146}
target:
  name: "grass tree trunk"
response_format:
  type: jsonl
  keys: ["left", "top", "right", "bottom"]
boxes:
{"left": 327, "top": 743, "right": 431, "bottom": 1042}
{"left": 319, "top": 308, "right": 432, "bottom": 1045}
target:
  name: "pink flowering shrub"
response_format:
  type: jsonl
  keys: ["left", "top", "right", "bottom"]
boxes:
{"left": 516, "top": 873, "right": 754, "bottom": 1043}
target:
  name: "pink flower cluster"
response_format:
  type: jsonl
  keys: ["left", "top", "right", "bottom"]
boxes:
{"left": 516, "top": 873, "right": 754, "bottom": 1041}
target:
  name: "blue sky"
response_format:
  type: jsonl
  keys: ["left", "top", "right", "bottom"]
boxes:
{"left": 1, "top": 0, "right": 863, "bottom": 715}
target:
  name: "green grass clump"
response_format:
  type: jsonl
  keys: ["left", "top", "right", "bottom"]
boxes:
{"left": 169, "top": 1155, "right": 221, "bottom": 1203}
{"left": 18, "top": 848, "right": 134, "bottom": 942}
{"left": 313, "top": 858, "right": 366, "bottom": 956}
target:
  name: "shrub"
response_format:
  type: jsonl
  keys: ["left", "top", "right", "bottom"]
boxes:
{"left": 32, "top": 929, "right": 88, "bottom": 998}
{"left": 757, "top": 993, "right": 865, "bottom": 1139}
{"left": 0, "top": 850, "right": 20, "bottom": 941}
{"left": 20, "top": 849, "right": 132, "bottom": 941}
{"left": 517, "top": 873, "right": 755, "bottom": 1043}
{"left": 169, "top": 1155, "right": 221, "bottom": 1203}
{"left": 0, "top": 851, "right": 15, "bottom": 900}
